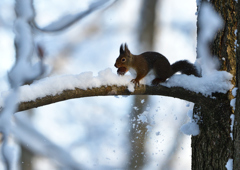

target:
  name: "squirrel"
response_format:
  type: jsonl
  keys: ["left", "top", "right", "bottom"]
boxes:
{"left": 114, "top": 43, "right": 200, "bottom": 86}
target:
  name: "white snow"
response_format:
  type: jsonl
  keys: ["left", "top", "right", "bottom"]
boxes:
{"left": 225, "top": 158, "right": 233, "bottom": 170}
{"left": 0, "top": 67, "right": 233, "bottom": 107}
{"left": 39, "top": 0, "right": 113, "bottom": 32}
{"left": 180, "top": 109, "right": 200, "bottom": 136}
{"left": 0, "top": 92, "right": 18, "bottom": 133}
{"left": 197, "top": 3, "right": 224, "bottom": 76}
{"left": 14, "top": 19, "right": 33, "bottom": 60}
{"left": 0, "top": 68, "right": 133, "bottom": 105}
{"left": 232, "top": 87, "right": 238, "bottom": 97}
{"left": 165, "top": 3, "right": 232, "bottom": 98}
{"left": 43, "top": 14, "right": 81, "bottom": 31}
{"left": 230, "top": 87, "right": 237, "bottom": 110}
{"left": 230, "top": 114, "right": 235, "bottom": 140}
{"left": 146, "top": 125, "right": 153, "bottom": 132}
{"left": 230, "top": 98, "right": 236, "bottom": 111}
{"left": 9, "top": 59, "right": 44, "bottom": 87}
{"left": 137, "top": 111, "right": 148, "bottom": 123}
{"left": 10, "top": 0, "right": 44, "bottom": 88}
{"left": 155, "top": 131, "right": 160, "bottom": 136}
{"left": 127, "top": 83, "right": 135, "bottom": 92}
{"left": 196, "top": 0, "right": 201, "bottom": 8}
{"left": 181, "top": 122, "right": 199, "bottom": 136}
{"left": 0, "top": 0, "right": 38, "bottom": 169}
{"left": 230, "top": 87, "right": 237, "bottom": 139}
{"left": 15, "top": 0, "right": 34, "bottom": 20}
{"left": 1, "top": 137, "right": 20, "bottom": 170}
{"left": 163, "top": 70, "right": 233, "bottom": 96}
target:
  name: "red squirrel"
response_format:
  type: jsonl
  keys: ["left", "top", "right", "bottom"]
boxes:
{"left": 114, "top": 43, "right": 199, "bottom": 86}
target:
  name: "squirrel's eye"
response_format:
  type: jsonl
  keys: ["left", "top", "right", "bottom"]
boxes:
{"left": 121, "top": 58, "right": 126, "bottom": 62}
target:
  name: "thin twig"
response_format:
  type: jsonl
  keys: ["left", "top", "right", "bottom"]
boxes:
{"left": 32, "top": 0, "right": 116, "bottom": 32}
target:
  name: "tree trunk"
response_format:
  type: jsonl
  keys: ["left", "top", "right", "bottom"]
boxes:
{"left": 192, "top": 101, "right": 233, "bottom": 169}
{"left": 21, "top": 145, "right": 34, "bottom": 170}
{"left": 234, "top": 0, "right": 240, "bottom": 169}
{"left": 192, "top": 0, "right": 237, "bottom": 169}
{"left": 128, "top": 0, "right": 158, "bottom": 169}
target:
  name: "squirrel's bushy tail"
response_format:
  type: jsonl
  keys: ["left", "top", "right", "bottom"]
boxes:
{"left": 171, "top": 60, "right": 200, "bottom": 77}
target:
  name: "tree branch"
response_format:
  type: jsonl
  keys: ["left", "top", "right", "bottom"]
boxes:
{"left": 32, "top": 0, "right": 116, "bottom": 32}
{"left": 14, "top": 85, "right": 217, "bottom": 112}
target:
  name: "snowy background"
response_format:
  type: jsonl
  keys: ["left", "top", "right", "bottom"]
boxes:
{"left": 0, "top": 0, "right": 199, "bottom": 169}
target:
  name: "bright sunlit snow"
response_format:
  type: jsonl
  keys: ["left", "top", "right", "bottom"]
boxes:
{"left": 180, "top": 109, "right": 200, "bottom": 136}
{"left": 197, "top": 2, "right": 224, "bottom": 76}
{"left": 0, "top": 67, "right": 233, "bottom": 107}
{"left": 164, "top": 70, "right": 233, "bottom": 97}
{"left": 225, "top": 158, "right": 233, "bottom": 170}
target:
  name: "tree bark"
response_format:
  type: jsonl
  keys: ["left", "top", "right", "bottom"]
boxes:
{"left": 192, "top": 101, "right": 233, "bottom": 169}
{"left": 192, "top": 1, "right": 236, "bottom": 169}
{"left": 233, "top": 0, "right": 240, "bottom": 169}
{"left": 3, "top": 85, "right": 217, "bottom": 113}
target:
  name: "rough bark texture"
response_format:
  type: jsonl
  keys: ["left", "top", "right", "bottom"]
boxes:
{"left": 192, "top": 1, "right": 236, "bottom": 169}
{"left": 233, "top": 0, "right": 240, "bottom": 169}
{"left": 192, "top": 101, "right": 233, "bottom": 169}
{"left": 6, "top": 85, "right": 217, "bottom": 113}
{"left": 211, "top": 0, "right": 237, "bottom": 87}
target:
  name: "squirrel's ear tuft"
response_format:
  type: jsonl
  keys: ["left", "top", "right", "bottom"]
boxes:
{"left": 124, "top": 43, "right": 130, "bottom": 55}
{"left": 120, "top": 44, "right": 124, "bottom": 54}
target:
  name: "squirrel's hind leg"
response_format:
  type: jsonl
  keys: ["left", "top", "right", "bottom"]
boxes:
{"left": 151, "top": 78, "right": 167, "bottom": 86}
{"left": 152, "top": 60, "right": 172, "bottom": 85}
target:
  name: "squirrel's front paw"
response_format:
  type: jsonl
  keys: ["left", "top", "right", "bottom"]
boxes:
{"left": 131, "top": 79, "right": 140, "bottom": 87}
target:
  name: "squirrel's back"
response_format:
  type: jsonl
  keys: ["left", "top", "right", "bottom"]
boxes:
{"left": 141, "top": 52, "right": 171, "bottom": 69}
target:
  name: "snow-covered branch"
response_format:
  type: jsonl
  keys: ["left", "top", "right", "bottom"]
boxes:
{"left": 15, "top": 84, "right": 218, "bottom": 113}
{"left": 0, "top": 67, "right": 233, "bottom": 113}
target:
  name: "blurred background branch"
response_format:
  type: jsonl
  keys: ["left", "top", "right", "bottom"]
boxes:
{"left": 0, "top": 0, "right": 197, "bottom": 169}
{"left": 31, "top": 0, "right": 116, "bottom": 32}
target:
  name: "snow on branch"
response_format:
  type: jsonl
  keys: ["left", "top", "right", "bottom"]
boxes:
{"left": 32, "top": 0, "right": 116, "bottom": 32}
{"left": 0, "top": 68, "right": 232, "bottom": 112}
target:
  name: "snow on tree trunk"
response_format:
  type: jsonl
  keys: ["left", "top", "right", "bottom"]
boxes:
{"left": 234, "top": 0, "right": 240, "bottom": 169}
{"left": 192, "top": 1, "right": 236, "bottom": 169}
